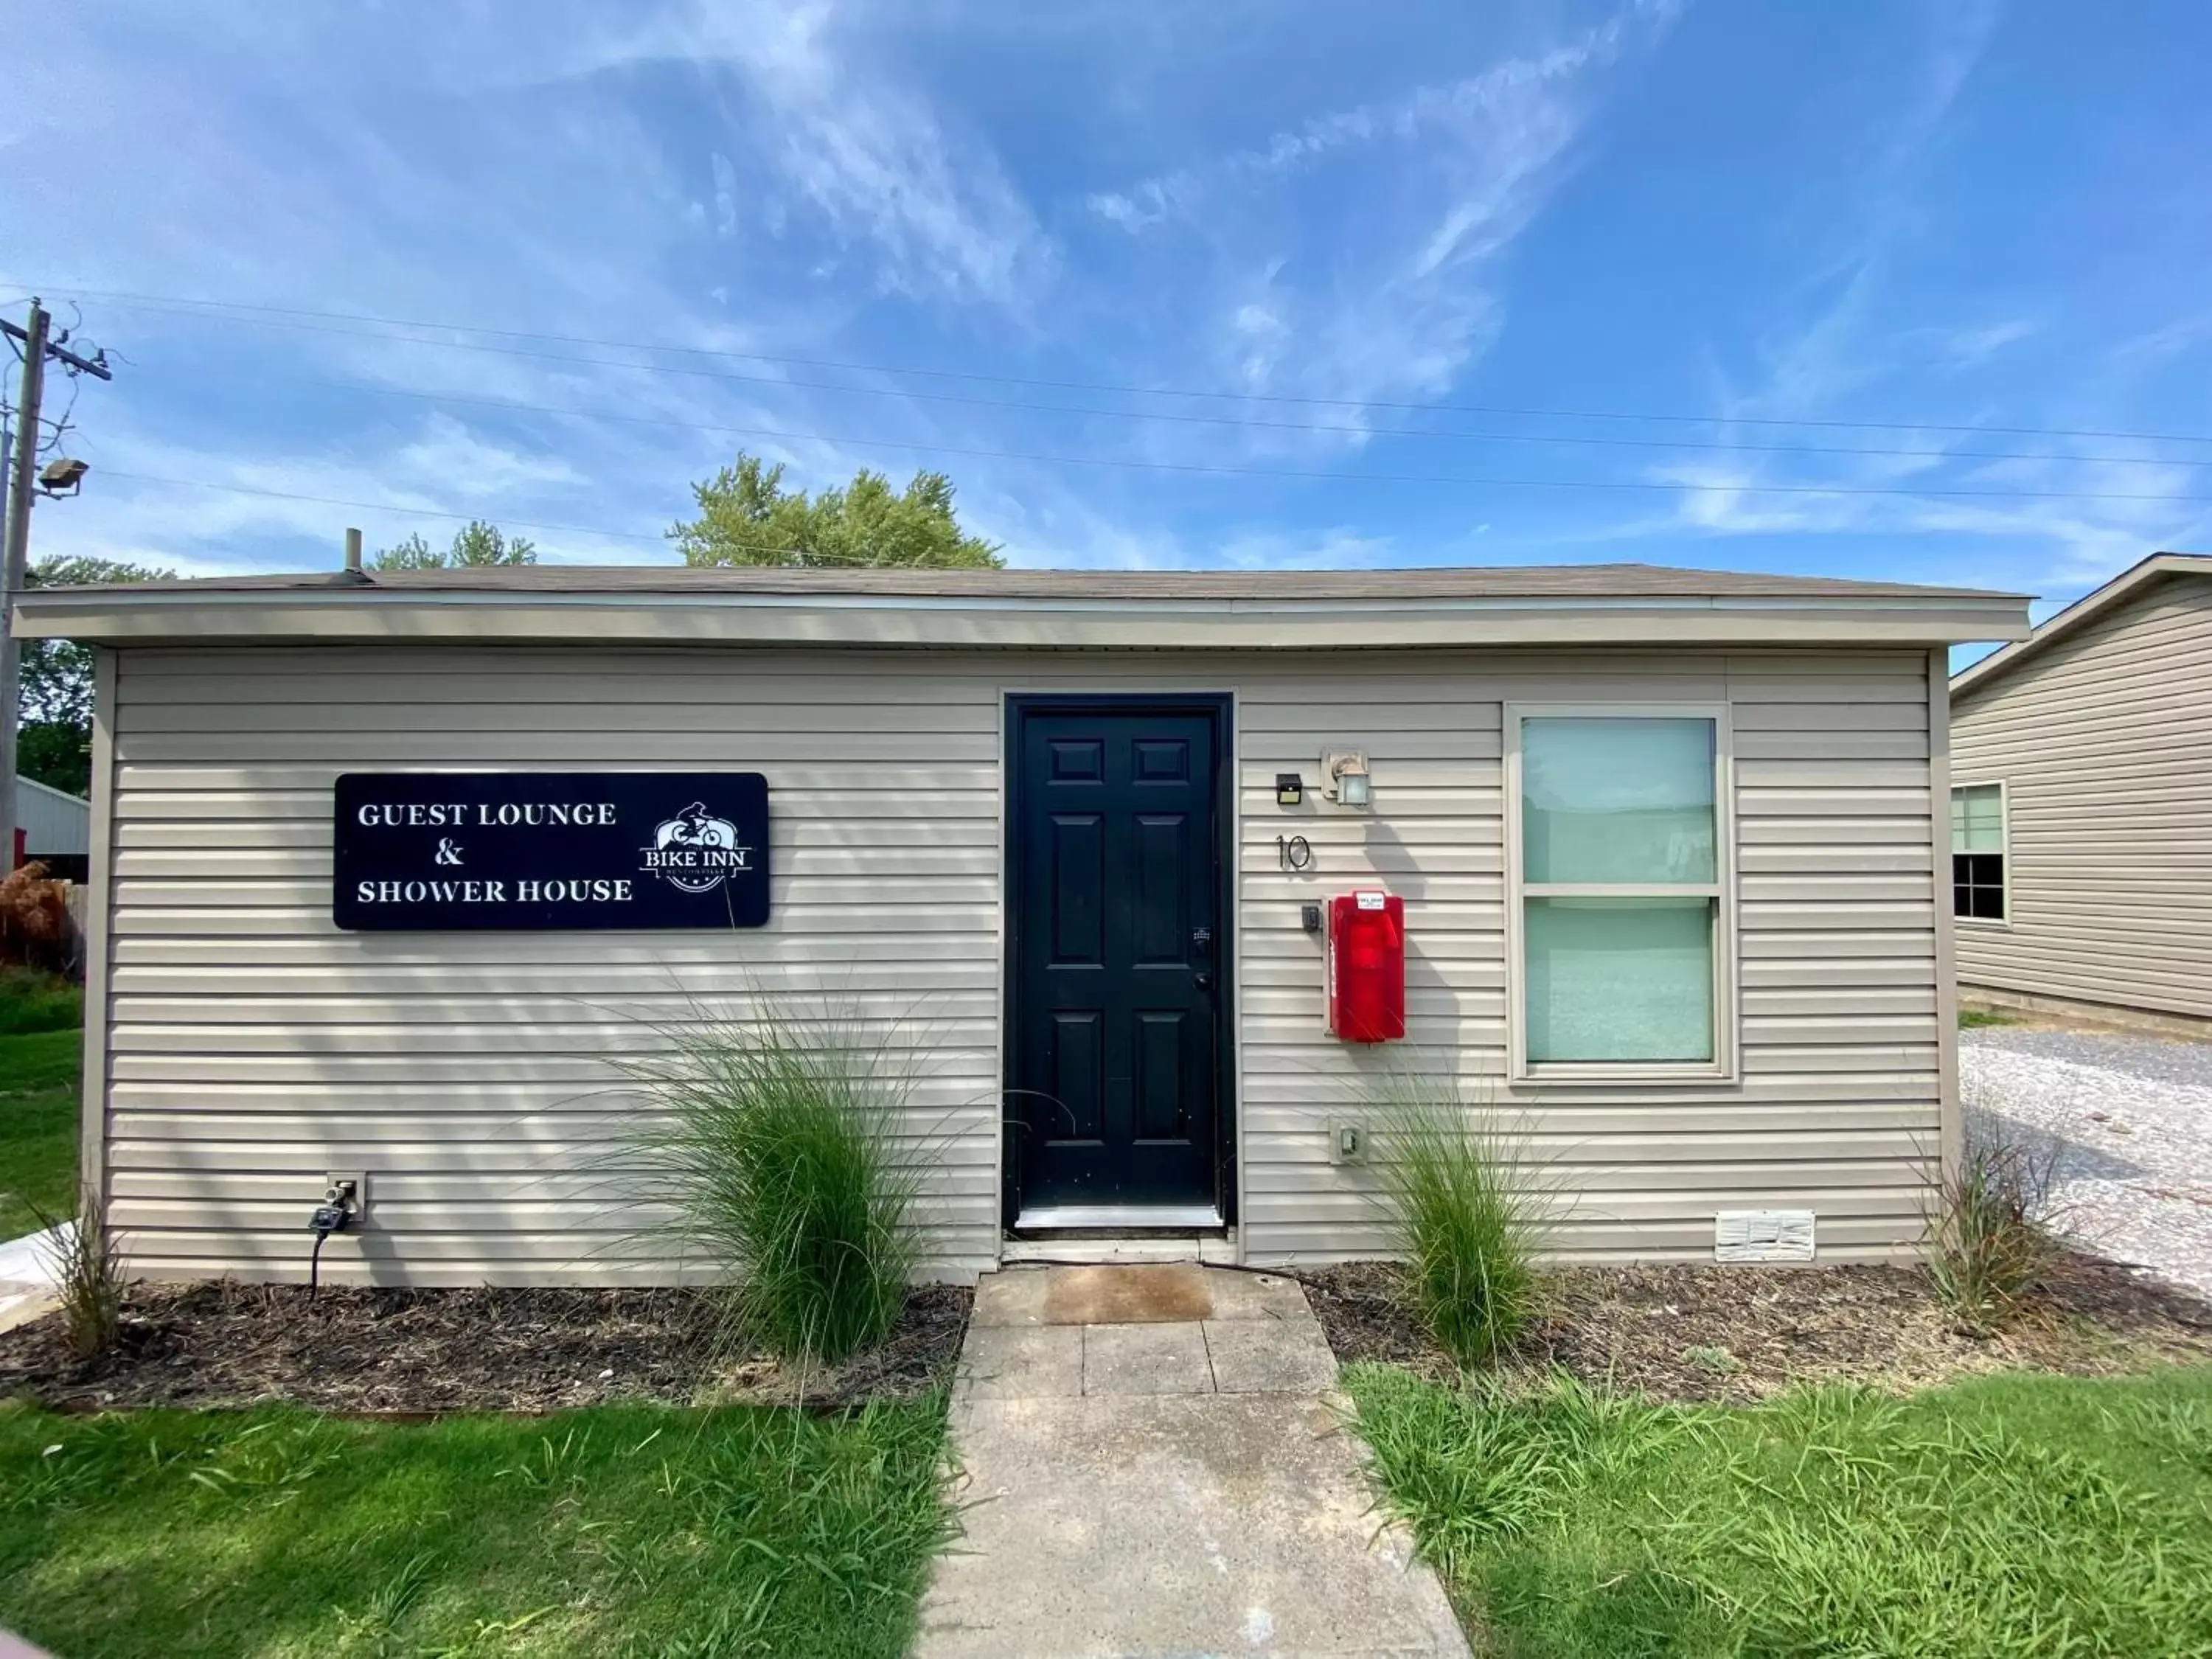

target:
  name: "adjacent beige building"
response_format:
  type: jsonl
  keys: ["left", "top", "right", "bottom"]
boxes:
{"left": 1950, "top": 551, "right": 2212, "bottom": 1029}
{"left": 14, "top": 563, "right": 2027, "bottom": 1284}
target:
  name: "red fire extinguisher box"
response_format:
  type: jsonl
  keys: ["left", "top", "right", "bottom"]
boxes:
{"left": 1326, "top": 889, "right": 1405, "bottom": 1043}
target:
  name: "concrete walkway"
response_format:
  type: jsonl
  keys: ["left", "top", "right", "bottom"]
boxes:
{"left": 0, "top": 1222, "right": 67, "bottom": 1334}
{"left": 911, "top": 1264, "right": 1470, "bottom": 1659}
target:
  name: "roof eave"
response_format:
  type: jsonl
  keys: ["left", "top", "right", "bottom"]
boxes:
{"left": 12, "top": 588, "right": 2031, "bottom": 650}
{"left": 1951, "top": 552, "right": 2212, "bottom": 700}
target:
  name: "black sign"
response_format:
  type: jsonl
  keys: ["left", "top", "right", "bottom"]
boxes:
{"left": 333, "top": 772, "right": 770, "bottom": 931}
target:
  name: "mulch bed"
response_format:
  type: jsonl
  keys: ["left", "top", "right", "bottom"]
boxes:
{"left": 1301, "top": 1251, "right": 2212, "bottom": 1404}
{"left": 0, "top": 1281, "right": 971, "bottom": 1415}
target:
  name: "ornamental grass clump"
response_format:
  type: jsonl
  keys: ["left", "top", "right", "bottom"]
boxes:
{"left": 620, "top": 1004, "right": 922, "bottom": 1366}
{"left": 32, "top": 1191, "right": 125, "bottom": 1362}
{"left": 1927, "top": 1110, "right": 2063, "bottom": 1334}
{"left": 1368, "top": 1068, "right": 1547, "bottom": 1368}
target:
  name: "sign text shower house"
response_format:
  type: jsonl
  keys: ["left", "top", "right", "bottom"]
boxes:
{"left": 333, "top": 772, "right": 771, "bottom": 930}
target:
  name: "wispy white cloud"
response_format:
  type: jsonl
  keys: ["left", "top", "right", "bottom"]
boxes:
{"left": 1088, "top": 10, "right": 1669, "bottom": 251}
{"left": 1639, "top": 451, "right": 2209, "bottom": 595}
{"left": 563, "top": 1, "right": 1052, "bottom": 307}
{"left": 41, "top": 407, "right": 661, "bottom": 577}
{"left": 1213, "top": 528, "right": 1399, "bottom": 571}
{"left": 1703, "top": 0, "right": 2006, "bottom": 422}
{"left": 1080, "top": 2, "right": 1677, "bottom": 443}
{"left": 1627, "top": 0, "right": 2209, "bottom": 595}
{"left": 6, "top": 0, "right": 2202, "bottom": 597}
{"left": 2112, "top": 310, "right": 2212, "bottom": 368}
{"left": 711, "top": 152, "right": 740, "bottom": 240}
{"left": 1930, "top": 316, "right": 2043, "bottom": 367}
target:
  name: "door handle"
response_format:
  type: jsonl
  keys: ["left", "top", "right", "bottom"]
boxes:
{"left": 1193, "top": 971, "right": 1214, "bottom": 992}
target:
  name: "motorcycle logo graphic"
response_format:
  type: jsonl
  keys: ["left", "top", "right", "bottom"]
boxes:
{"left": 640, "top": 801, "right": 753, "bottom": 894}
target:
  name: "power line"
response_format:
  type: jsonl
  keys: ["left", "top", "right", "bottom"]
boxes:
{"left": 309, "top": 365, "right": 2208, "bottom": 470}
{"left": 97, "top": 417, "right": 2212, "bottom": 514}
{"left": 84, "top": 294, "right": 2186, "bottom": 468}
{"left": 124, "top": 288, "right": 2207, "bottom": 469}
{"left": 46, "top": 283, "right": 2212, "bottom": 451}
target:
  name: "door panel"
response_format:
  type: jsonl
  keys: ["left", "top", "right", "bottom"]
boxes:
{"left": 1048, "top": 1011, "right": 1105, "bottom": 1143}
{"left": 1133, "top": 815, "right": 1189, "bottom": 963}
{"left": 1048, "top": 813, "right": 1105, "bottom": 964}
{"left": 1010, "top": 701, "right": 1226, "bottom": 1218}
{"left": 1134, "top": 1010, "right": 1192, "bottom": 1142}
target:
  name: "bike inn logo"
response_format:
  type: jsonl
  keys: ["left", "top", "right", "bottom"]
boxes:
{"left": 640, "top": 801, "right": 754, "bottom": 894}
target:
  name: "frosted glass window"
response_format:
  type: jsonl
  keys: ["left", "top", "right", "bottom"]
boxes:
{"left": 1951, "top": 785, "right": 2003, "bottom": 852}
{"left": 1522, "top": 717, "right": 1717, "bottom": 883}
{"left": 1526, "top": 898, "right": 1715, "bottom": 1062}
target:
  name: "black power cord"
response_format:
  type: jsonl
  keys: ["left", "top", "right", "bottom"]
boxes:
{"left": 307, "top": 1185, "right": 355, "bottom": 1301}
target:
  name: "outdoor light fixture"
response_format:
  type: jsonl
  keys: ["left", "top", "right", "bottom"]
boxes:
{"left": 1276, "top": 772, "right": 1304, "bottom": 807}
{"left": 1324, "top": 748, "right": 1372, "bottom": 809}
{"left": 37, "top": 456, "right": 88, "bottom": 497}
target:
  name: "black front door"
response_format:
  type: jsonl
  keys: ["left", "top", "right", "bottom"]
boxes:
{"left": 1007, "top": 698, "right": 1229, "bottom": 1222}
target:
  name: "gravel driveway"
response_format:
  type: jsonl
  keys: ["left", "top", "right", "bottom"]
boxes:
{"left": 1960, "top": 1025, "right": 2212, "bottom": 1299}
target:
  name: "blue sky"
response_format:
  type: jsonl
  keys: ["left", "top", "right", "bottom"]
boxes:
{"left": 4, "top": 0, "right": 2211, "bottom": 630}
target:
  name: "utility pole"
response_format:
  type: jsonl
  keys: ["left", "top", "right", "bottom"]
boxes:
{"left": 1, "top": 298, "right": 112, "bottom": 872}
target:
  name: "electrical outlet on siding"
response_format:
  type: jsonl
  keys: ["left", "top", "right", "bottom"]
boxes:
{"left": 326, "top": 1171, "right": 369, "bottom": 1224}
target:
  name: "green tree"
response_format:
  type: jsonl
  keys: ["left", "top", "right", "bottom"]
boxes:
{"left": 670, "top": 453, "right": 1002, "bottom": 569}
{"left": 374, "top": 521, "right": 537, "bottom": 570}
{"left": 15, "top": 554, "right": 175, "bottom": 795}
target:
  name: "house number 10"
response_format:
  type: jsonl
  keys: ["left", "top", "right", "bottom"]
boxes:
{"left": 1276, "top": 834, "right": 1312, "bottom": 871}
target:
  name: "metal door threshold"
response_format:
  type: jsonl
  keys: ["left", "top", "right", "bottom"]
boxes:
{"left": 1012, "top": 1204, "right": 1222, "bottom": 1231}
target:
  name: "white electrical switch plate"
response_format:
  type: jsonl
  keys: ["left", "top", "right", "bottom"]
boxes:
{"left": 1714, "top": 1209, "right": 1815, "bottom": 1262}
{"left": 1327, "top": 1120, "right": 1367, "bottom": 1166}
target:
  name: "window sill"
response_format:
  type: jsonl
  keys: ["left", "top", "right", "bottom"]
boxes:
{"left": 1513, "top": 1061, "right": 1734, "bottom": 1088}
{"left": 1955, "top": 915, "right": 2012, "bottom": 929}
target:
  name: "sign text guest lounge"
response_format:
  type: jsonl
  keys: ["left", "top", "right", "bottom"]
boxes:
{"left": 333, "top": 771, "right": 771, "bottom": 931}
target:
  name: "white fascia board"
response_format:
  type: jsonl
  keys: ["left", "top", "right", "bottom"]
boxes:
{"left": 12, "top": 588, "right": 2031, "bottom": 650}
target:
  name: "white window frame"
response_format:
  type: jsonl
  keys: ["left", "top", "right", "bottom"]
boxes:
{"left": 1950, "top": 779, "right": 2010, "bottom": 927}
{"left": 1503, "top": 702, "right": 1739, "bottom": 1084}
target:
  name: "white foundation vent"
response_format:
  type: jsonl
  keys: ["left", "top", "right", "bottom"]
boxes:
{"left": 1714, "top": 1209, "right": 1816, "bottom": 1262}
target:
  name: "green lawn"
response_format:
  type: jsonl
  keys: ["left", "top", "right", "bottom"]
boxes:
{"left": 1, "top": 969, "right": 83, "bottom": 1239}
{"left": 1959, "top": 1007, "right": 2018, "bottom": 1029}
{"left": 1349, "top": 1362, "right": 2212, "bottom": 1658}
{"left": 0, "top": 1397, "right": 950, "bottom": 1658}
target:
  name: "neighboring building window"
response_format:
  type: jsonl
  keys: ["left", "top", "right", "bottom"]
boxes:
{"left": 1952, "top": 783, "right": 2006, "bottom": 921}
{"left": 1512, "top": 712, "right": 1728, "bottom": 1071}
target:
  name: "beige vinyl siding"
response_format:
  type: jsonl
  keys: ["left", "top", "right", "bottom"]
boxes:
{"left": 1239, "top": 649, "right": 1938, "bottom": 1264}
{"left": 105, "top": 647, "right": 1006, "bottom": 1287}
{"left": 1950, "top": 574, "right": 2212, "bottom": 1020}
{"left": 96, "top": 644, "right": 1941, "bottom": 1284}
